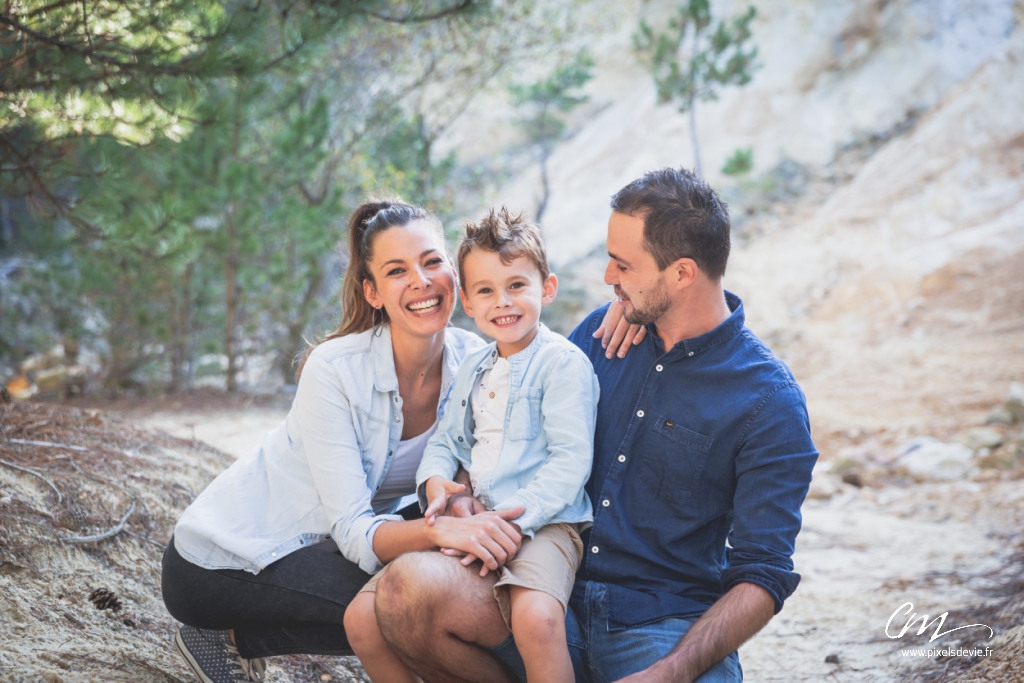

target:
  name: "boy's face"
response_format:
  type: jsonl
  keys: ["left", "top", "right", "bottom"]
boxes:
{"left": 459, "top": 249, "right": 557, "bottom": 357}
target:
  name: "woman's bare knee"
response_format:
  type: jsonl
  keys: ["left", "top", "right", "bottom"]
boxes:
{"left": 344, "top": 592, "right": 383, "bottom": 656}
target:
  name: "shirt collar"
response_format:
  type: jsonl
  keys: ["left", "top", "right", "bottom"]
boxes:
{"left": 481, "top": 322, "right": 549, "bottom": 369}
{"left": 648, "top": 290, "right": 745, "bottom": 357}
{"left": 370, "top": 323, "right": 461, "bottom": 397}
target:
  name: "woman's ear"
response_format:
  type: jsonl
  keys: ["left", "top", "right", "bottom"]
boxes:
{"left": 541, "top": 273, "right": 559, "bottom": 306}
{"left": 363, "top": 279, "right": 382, "bottom": 310}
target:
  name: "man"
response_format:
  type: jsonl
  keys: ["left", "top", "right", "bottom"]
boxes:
{"left": 374, "top": 167, "right": 818, "bottom": 682}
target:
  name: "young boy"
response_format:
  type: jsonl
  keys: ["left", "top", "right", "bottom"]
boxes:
{"left": 348, "top": 207, "right": 599, "bottom": 683}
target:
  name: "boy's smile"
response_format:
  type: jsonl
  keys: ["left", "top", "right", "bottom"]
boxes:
{"left": 459, "top": 250, "right": 557, "bottom": 358}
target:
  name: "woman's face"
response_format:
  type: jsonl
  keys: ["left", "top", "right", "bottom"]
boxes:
{"left": 364, "top": 220, "right": 457, "bottom": 340}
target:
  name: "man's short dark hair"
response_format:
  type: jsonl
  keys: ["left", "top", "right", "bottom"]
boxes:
{"left": 610, "top": 167, "right": 731, "bottom": 280}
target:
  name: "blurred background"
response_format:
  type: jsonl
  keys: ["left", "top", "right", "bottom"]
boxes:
{"left": 2, "top": 1, "right": 1023, "bottom": 681}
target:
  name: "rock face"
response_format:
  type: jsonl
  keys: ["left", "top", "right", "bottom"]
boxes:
{"left": 462, "top": 0, "right": 1021, "bottom": 266}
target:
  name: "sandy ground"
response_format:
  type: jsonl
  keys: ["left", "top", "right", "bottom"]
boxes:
{"left": 113, "top": 385, "right": 1023, "bottom": 683}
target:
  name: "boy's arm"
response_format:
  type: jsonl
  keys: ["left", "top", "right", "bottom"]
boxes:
{"left": 415, "top": 380, "right": 471, "bottom": 512}
{"left": 493, "top": 349, "right": 599, "bottom": 536}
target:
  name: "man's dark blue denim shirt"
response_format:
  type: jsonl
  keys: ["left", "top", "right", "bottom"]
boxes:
{"left": 568, "top": 292, "right": 817, "bottom": 630}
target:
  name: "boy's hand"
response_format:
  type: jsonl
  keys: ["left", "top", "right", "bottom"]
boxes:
{"left": 595, "top": 299, "right": 647, "bottom": 359}
{"left": 445, "top": 492, "right": 486, "bottom": 518}
{"left": 424, "top": 476, "right": 466, "bottom": 523}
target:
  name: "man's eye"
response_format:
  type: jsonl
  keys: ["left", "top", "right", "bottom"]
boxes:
{"left": 617, "top": 264, "right": 627, "bottom": 272}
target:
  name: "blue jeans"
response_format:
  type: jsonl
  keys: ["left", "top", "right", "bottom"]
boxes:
{"left": 491, "top": 581, "right": 742, "bottom": 683}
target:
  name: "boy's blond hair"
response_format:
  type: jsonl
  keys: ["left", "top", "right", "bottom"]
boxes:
{"left": 457, "top": 207, "right": 550, "bottom": 290}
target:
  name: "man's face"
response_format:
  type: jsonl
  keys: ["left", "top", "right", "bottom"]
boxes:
{"left": 604, "top": 211, "right": 672, "bottom": 325}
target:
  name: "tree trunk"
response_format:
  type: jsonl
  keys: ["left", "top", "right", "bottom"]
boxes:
{"left": 276, "top": 259, "right": 323, "bottom": 384}
{"left": 536, "top": 145, "right": 551, "bottom": 226}
{"left": 688, "top": 93, "right": 702, "bottom": 178}
{"left": 224, "top": 212, "right": 239, "bottom": 393}
{"left": 169, "top": 262, "right": 194, "bottom": 393}
{"left": 417, "top": 113, "right": 432, "bottom": 202}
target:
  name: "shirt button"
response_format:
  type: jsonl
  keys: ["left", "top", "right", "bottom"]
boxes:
{"left": 637, "top": 410, "right": 645, "bottom": 418}
{"left": 271, "top": 552, "right": 277, "bottom": 557}
{"left": 688, "top": 351, "right": 694, "bottom": 357}
{"left": 656, "top": 364, "right": 663, "bottom": 372}
{"left": 602, "top": 499, "right": 610, "bottom": 507}
{"left": 618, "top": 454, "right": 626, "bottom": 463}
{"left": 462, "top": 400, "right": 466, "bottom": 406}
{"left": 591, "top": 546, "right": 599, "bottom": 554}
{"left": 458, "top": 436, "right": 464, "bottom": 442}
{"left": 388, "top": 450, "right": 393, "bottom": 457}
{"left": 395, "top": 417, "right": 401, "bottom": 423}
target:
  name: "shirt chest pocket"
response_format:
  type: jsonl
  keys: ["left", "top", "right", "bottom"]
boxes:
{"left": 506, "top": 387, "right": 542, "bottom": 442}
{"left": 639, "top": 417, "right": 713, "bottom": 504}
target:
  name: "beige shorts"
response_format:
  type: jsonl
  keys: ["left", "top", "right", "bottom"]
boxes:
{"left": 359, "top": 522, "right": 584, "bottom": 630}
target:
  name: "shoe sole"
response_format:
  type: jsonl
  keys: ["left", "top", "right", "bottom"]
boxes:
{"left": 174, "top": 630, "right": 217, "bottom": 683}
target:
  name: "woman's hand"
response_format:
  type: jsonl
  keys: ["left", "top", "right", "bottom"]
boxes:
{"left": 426, "top": 508, "right": 525, "bottom": 576}
{"left": 596, "top": 299, "right": 647, "bottom": 359}
{"left": 423, "top": 476, "right": 466, "bottom": 522}
{"left": 445, "top": 492, "right": 487, "bottom": 518}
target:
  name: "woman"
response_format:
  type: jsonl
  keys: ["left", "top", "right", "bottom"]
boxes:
{"left": 161, "top": 199, "right": 637, "bottom": 683}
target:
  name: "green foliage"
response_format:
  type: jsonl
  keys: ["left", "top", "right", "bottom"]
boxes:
{"left": 509, "top": 49, "right": 594, "bottom": 221}
{"left": 1, "top": 0, "right": 583, "bottom": 392}
{"left": 722, "top": 147, "right": 754, "bottom": 176}
{"left": 634, "top": 0, "right": 759, "bottom": 175}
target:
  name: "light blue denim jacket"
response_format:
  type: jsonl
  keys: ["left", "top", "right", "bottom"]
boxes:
{"left": 173, "top": 324, "right": 486, "bottom": 575}
{"left": 416, "top": 324, "right": 599, "bottom": 537}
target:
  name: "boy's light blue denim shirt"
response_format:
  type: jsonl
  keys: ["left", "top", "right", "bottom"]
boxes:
{"left": 173, "top": 324, "right": 486, "bottom": 575}
{"left": 416, "top": 324, "right": 599, "bottom": 537}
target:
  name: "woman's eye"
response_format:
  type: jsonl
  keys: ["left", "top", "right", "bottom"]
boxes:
{"left": 426, "top": 257, "right": 444, "bottom": 266}
{"left": 387, "top": 268, "right": 404, "bottom": 277}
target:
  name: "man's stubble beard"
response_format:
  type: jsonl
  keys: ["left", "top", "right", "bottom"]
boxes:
{"left": 620, "top": 278, "right": 672, "bottom": 326}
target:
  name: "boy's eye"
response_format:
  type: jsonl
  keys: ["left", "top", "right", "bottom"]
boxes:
{"left": 477, "top": 287, "right": 492, "bottom": 295}
{"left": 509, "top": 282, "right": 525, "bottom": 289}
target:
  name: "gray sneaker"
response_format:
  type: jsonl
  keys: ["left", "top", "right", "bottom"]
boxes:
{"left": 174, "top": 626, "right": 266, "bottom": 682}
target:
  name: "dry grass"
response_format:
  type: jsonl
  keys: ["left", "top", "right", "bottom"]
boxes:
{"left": 0, "top": 400, "right": 368, "bottom": 683}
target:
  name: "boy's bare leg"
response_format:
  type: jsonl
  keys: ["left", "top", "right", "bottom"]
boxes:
{"left": 509, "top": 586, "right": 573, "bottom": 683}
{"left": 375, "top": 552, "right": 515, "bottom": 683}
{"left": 344, "top": 592, "right": 421, "bottom": 683}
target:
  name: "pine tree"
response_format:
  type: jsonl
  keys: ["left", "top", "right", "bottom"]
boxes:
{"left": 635, "top": 1, "right": 759, "bottom": 178}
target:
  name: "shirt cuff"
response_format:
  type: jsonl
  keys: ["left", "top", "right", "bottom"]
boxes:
{"left": 720, "top": 563, "right": 801, "bottom": 614}
{"left": 349, "top": 513, "right": 403, "bottom": 574}
{"left": 494, "top": 493, "right": 544, "bottom": 538}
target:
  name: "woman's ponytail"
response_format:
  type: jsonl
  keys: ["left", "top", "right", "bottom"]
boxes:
{"left": 294, "top": 197, "right": 441, "bottom": 379}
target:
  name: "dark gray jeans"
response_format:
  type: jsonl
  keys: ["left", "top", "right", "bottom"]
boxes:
{"left": 161, "top": 505, "right": 419, "bottom": 659}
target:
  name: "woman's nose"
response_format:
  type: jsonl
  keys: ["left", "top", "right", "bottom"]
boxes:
{"left": 409, "top": 266, "right": 430, "bottom": 289}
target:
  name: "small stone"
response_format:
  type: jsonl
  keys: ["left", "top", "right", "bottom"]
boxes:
{"left": 825, "top": 653, "right": 840, "bottom": 665}
{"left": 986, "top": 405, "right": 1015, "bottom": 426}
{"left": 1005, "top": 383, "right": 1024, "bottom": 422}
{"left": 840, "top": 470, "right": 863, "bottom": 487}
{"left": 807, "top": 473, "right": 842, "bottom": 500}
{"left": 955, "top": 427, "right": 1004, "bottom": 451}
{"left": 895, "top": 438, "right": 974, "bottom": 481}
{"left": 320, "top": 675, "right": 333, "bottom": 682}
{"left": 0, "top": 496, "right": 11, "bottom": 505}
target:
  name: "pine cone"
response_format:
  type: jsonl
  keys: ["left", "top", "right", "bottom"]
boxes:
{"left": 88, "top": 587, "right": 122, "bottom": 612}
{"left": 56, "top": 506, "right": 87, "bottom": 531}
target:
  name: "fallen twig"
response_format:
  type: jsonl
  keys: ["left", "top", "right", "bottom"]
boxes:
{"left": 61, "top": 500, "right": 136, "bottom": 544}
{"left": 2, "top": 438, "right": 87, "bottom": 452}
{"left": 123, "top": 529, "right": 167, "bottom": 551}
{"left": 0, "top": 459, "right": 63, "bottom": 503}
